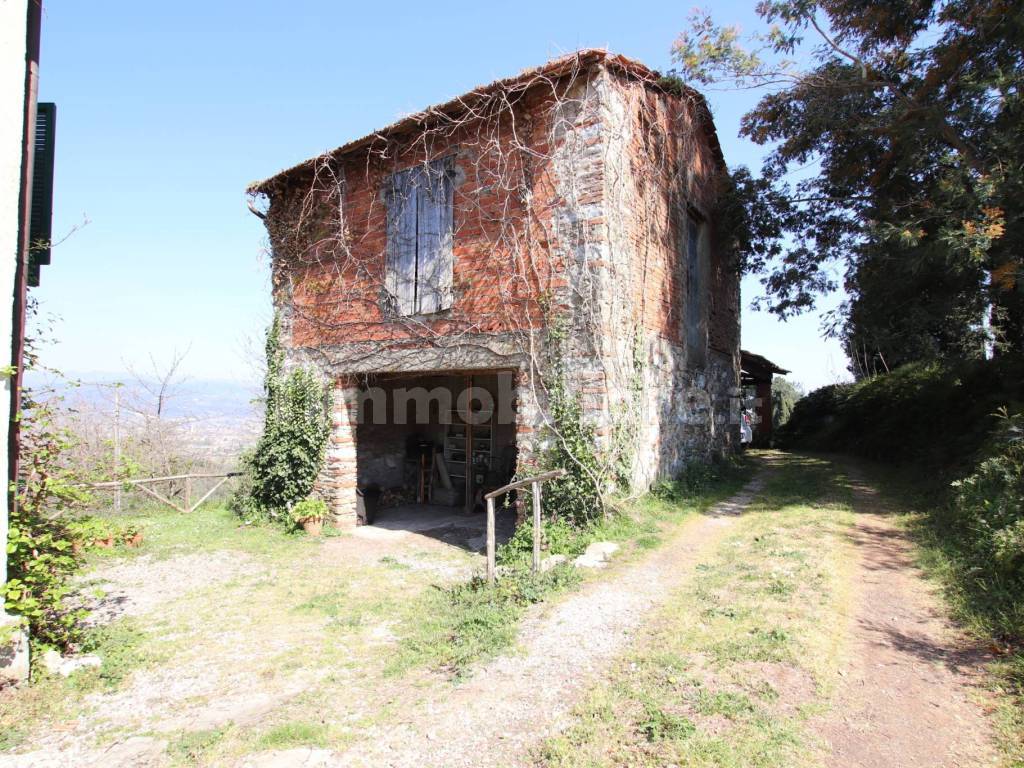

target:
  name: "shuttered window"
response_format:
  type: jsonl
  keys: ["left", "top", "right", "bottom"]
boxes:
{"left": 29, "top": 102, "right": 56, "bottom": 288}
{"left": 385, "top": 158, "right": 454, "bottom": 316}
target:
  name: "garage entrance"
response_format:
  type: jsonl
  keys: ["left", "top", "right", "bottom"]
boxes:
{"left": 354, "top": 370, "right": 519, "bottom": 547}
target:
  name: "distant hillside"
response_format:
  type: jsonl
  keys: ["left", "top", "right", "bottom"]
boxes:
{"left": 25, "top": 371, "right": 262, "bottom": 461}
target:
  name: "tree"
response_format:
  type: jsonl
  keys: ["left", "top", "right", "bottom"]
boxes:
{"left": 675, "top": 0, "right": 1024, "bottom": 355}
{"left": 771, "top": 377, "right": 805, "bottom": 429}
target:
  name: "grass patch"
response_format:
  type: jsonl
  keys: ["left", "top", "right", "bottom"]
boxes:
{"left": 167, "top": 727, "right": 230, "bottom": 765}
{"left": 389, "top": 459, "right": 751, "bottom": 680}
{"left": 84, "top": 502, "right": 318, "bottom": 566}
{"left": 538, "top": 453, "right": 854, "bottom": 767}
{"left": 387, "top": 565, "right": 582, "bottom": 679}
{"left": 69, "top": 618, "right": 155, "bottom": 691}
{"left": 255, "top": 720, "right": 330, "bottom": 750}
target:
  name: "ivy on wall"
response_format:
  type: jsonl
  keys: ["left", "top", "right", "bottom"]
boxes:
{"left": 231, "top": 314, "right": 330, "bottom": 524}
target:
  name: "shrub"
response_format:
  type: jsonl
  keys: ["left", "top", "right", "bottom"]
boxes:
{"left": 946, "top": 411, "right": 1024, "bottom": 633}
{"left": 3, "top": 392, "right": 90, "bottom": 651}
{"left": 779, "top": 356, "right": 1024, "bottom": 476}
{"left": 231, "top": 315, "right": 330, "bottom": 525}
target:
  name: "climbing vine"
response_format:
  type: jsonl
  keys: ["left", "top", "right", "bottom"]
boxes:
{"left": 231, "top": 313, "right": 330, "bottom": 524}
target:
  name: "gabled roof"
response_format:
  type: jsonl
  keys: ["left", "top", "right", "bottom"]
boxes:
{"left": 247, "top": 48, "right": 724, "bottom": 195}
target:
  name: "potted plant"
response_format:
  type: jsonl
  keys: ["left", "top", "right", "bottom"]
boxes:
{"left": 121, "top": 524, "right": 144, "bottom": 548}
{"left": 290, "top": 497, "right": 328, "bottom": 537}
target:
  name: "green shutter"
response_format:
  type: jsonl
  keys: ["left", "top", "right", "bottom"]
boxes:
{"left": 29, "top": 102, "right": 56, "bottom": 288}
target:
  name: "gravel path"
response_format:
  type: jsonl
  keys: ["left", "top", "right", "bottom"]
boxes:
{"left": 813, "top": 466, "right": 997, "bottom": 768}
{"left": 312, "top": 475, "right": 767, "bottom": 768}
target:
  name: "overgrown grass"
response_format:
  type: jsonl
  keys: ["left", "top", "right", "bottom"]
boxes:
{"left": 387, "top": 458, "right": 751, "bottom": 680}
{"left": 85, "top": 501, "right": 322, "bottom": 564}
{"left": 386, "top": 566, "right": 583, "bottom": 679}
{"left": 255, "top": 720, "right": 331, "bottom": 750}
{"left": 538, "top": 454, "right": 854, "bottom": 767}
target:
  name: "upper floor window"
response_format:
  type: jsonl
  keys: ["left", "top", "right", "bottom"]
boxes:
{"left": 384, "top": 158, "right": 454, "bottom": 316}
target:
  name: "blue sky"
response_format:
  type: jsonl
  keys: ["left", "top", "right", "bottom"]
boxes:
{"left": 35, "top": 0, "right": 850, "bottom": 391}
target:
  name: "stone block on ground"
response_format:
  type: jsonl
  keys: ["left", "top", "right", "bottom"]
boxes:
{"left": 41, "top": 649, "right": 101, "bottom": 677}
{"left": 0, "top": 613, "right": 29, "bottom": 687}
{"left": 573, "top": 541, "right": 620, "bottom": 569}
{"left": 541, "top": 554, "right": 568, "bottom": 572}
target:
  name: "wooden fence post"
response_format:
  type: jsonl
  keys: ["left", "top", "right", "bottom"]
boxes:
{"left": 482, "top": 468, "right": 566, "bottom": 586}
{"left": 532, "top": 481, "right": 541, "bottom": 573}
{"left": 486, "top": 495, "right": 496, "bottom": 584}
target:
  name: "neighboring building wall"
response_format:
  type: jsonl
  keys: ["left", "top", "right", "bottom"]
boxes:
{"left": 0, "top": 0, "right": 28, "bottom": 589}
{"left": 1, "top": 0, "right": 31, "bottom": 683}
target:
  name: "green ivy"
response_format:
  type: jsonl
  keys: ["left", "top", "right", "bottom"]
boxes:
{"left": 231, "top": 314, "right": 330, "bottom": 524}
{"left": 531, "top": 320, "right": 604, "bottom": 527}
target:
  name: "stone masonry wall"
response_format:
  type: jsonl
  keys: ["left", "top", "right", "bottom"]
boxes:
{"left": 591, "top": 69, "right": 740, "bottom": 490}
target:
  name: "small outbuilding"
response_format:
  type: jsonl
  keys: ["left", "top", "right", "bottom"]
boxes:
{"left": 247, "top": 50, "right": 743, "bottom": 526}
{"left": 740, "top": 350, "right": 789, "bottom": 447}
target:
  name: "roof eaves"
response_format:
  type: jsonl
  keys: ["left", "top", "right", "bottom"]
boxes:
{"left": 246, "top": 49, "right": 727, "bottom": 195}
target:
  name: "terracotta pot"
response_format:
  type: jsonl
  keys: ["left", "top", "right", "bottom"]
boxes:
{"left": 94, "top": 536, "right": 115, "bottom": 548}
{"left": 125, "top": 532, "right": 144, "bottom": 548}
{"left": 302, "top": 519, "right": 323, "bottom": 537}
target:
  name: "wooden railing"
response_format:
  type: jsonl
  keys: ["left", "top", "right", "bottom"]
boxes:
{"left": 82, "top": 472, "right": 241, "bottom": 514}
{"left": 483, "top": 468, "right": 566, "bottom": 583}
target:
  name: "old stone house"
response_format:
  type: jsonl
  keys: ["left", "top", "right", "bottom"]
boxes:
{"left": 247, "top": 50, "right": 741, "bottom": 525}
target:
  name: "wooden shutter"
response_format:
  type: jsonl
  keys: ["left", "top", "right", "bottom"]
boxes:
{"left": 416, "top": 158, "right": 454, "bottom": 314}
{"left": 385, "top": 167, "right": 419, "bottom": 315}
{"left": 29, "top": 102, "right": 56, "bottom": 288}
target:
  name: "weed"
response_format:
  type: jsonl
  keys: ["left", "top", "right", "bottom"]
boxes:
{"left": 70, "top": 619, "right": 152, "bottom": 691}
{"left": 389, "top": 565, "right": 581, "bottom": 679}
